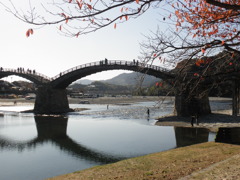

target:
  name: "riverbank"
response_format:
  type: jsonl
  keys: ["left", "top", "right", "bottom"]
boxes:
{"left": 47, "top": 142, "right": 240, "bottom": 180}
{"left": 156, "top": 109, "right": 240, "bottom": 132}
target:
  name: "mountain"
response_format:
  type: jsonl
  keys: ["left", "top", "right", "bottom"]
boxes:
{"left": 74, "top": 79, "right": 93, "bottom": 85}
{"left": 102, "top": 72, "right": 161, "bottom": 87}
{"left": 72, "top": 72, "right": 160, "bottom": 87}
{"left": 86, "top": 81, "right": 132, "bottom": 95}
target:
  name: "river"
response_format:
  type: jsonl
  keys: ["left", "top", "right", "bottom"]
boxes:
{"left": 0, "top": 100, "right": 218, "bottom": 180}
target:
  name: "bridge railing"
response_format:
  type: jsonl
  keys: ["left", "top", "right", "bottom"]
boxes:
{"left": 1, "top": 61, "right": 172, "bottom": 82}
{"left": 0, "top": 68, "right": 51, "bottom": 82}
{"left": 50, "top": 60, "right": 171, "bottom": 81}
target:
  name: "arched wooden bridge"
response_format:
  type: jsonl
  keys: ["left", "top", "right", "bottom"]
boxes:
{"left": 0, "top": 60, "right": 175, "bottom": 88}
{"left": 0, "top": 60, "right": 175, "bottom": 114}
{"left": 1, "top": 59, "right": 238, "bottom": 117}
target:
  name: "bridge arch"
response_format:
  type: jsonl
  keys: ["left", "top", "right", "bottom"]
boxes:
{"left": 50, "top": 60, "right": 174, "bottom": 89}
{"left": 0, "top": 68, "right": 51, "bottom": 85}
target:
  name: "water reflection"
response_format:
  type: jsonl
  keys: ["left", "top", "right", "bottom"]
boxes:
{"left": 0, "top": 116, "right": 122, "bottom": 163}
{"left": 174, "top": 126, "right": 240, "bottom": 147}
{"left": 1, "top": 115, "right": 239, "bottom": 155}
{"left": 1, "top": 112, "right": 240, "bottom": 180}
{"left": 216, "top": 127, "right": 240, "bottom": 145}
{"left": 174, "top": 127, "right": 209, "bottom": 147}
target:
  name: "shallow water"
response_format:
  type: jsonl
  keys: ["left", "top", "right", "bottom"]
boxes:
{"left": 0, "top": 100, "right": 217, "bottom": 180}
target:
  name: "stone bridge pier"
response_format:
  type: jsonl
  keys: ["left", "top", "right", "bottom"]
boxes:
{"left": 34, "top": 85, "right": 72, "bottom": 114}
{"left": 174, "top": 90, "right": 211, "bottom": 117}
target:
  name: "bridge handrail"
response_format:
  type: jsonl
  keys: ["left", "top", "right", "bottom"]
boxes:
{"left": 0, "top": 68, "right": 51, "bottom": 82}
{"left": 50, "top": 60, "right": 171, "bottom": 81}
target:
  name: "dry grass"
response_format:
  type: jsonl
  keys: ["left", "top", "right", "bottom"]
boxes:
{"left": 182, "top": 154, "right": 240, "bottom": 179}
{"left": 47, "top": 142, "right": 240, "bottom": 180}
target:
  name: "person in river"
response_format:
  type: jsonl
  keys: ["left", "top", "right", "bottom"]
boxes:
{"left": 147, "top": 108, "right": 150, "bottom": 121}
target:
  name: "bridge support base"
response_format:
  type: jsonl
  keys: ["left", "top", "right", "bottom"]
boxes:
{"left": 232, "top": 80, "right": 240, "bottom": 116}
{"left": 34, "top": 86, "right": 72, "bottom": 114}
{"left": 174, "top": 93, "right": 211, "bottom": 117}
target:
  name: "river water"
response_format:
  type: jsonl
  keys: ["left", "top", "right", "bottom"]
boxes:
{"left": 0, "top": 100, "right": 220, "bottom": 180}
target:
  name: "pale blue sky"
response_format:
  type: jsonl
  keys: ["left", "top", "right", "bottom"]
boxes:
{"left": 0, "top": 1, "right": 167, "bottom": 81}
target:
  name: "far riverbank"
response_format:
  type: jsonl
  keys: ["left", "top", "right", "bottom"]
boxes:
{"left": 0, "top": 96, "right": 172, "bottom": 106}
{"left": 0, "top": 96, "right": 230, "bottom": 106}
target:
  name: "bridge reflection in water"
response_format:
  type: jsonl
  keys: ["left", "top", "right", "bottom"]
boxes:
{"left": 1, "top": 116, "right": 239, "bottom": 156}
{"left": 175, "top": 126, "right": 240, "bottom": 147}
{"left": 216, "top": 127, "right": 240, "bottom": 145}
{"left": 174, "top": 127, "right": 209, "bottom": 147}
{"left": 0, "top": 116, "right": 123, "bottom": 164}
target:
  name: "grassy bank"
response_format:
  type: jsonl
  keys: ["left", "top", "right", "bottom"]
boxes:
{"left": 47, "top": 142, "right": 240, "bottom": 180}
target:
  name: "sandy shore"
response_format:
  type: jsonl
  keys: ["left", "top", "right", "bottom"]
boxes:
{"left": 156, "top": 109, "right": 240, "bottom": 132}
{"left": 0, "top": 98, "right": 35, "bottom": 106}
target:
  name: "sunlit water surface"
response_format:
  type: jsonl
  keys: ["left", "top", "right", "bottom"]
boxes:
{"left": 0, "top": 100, "right": 216, "bottom": 180}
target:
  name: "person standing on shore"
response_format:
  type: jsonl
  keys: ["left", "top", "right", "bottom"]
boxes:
{"left": 191, "top": 115, "right": 195, "bottom": 127}
{"left": 191, "top": 114, "right": 199, "bottom": 126}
